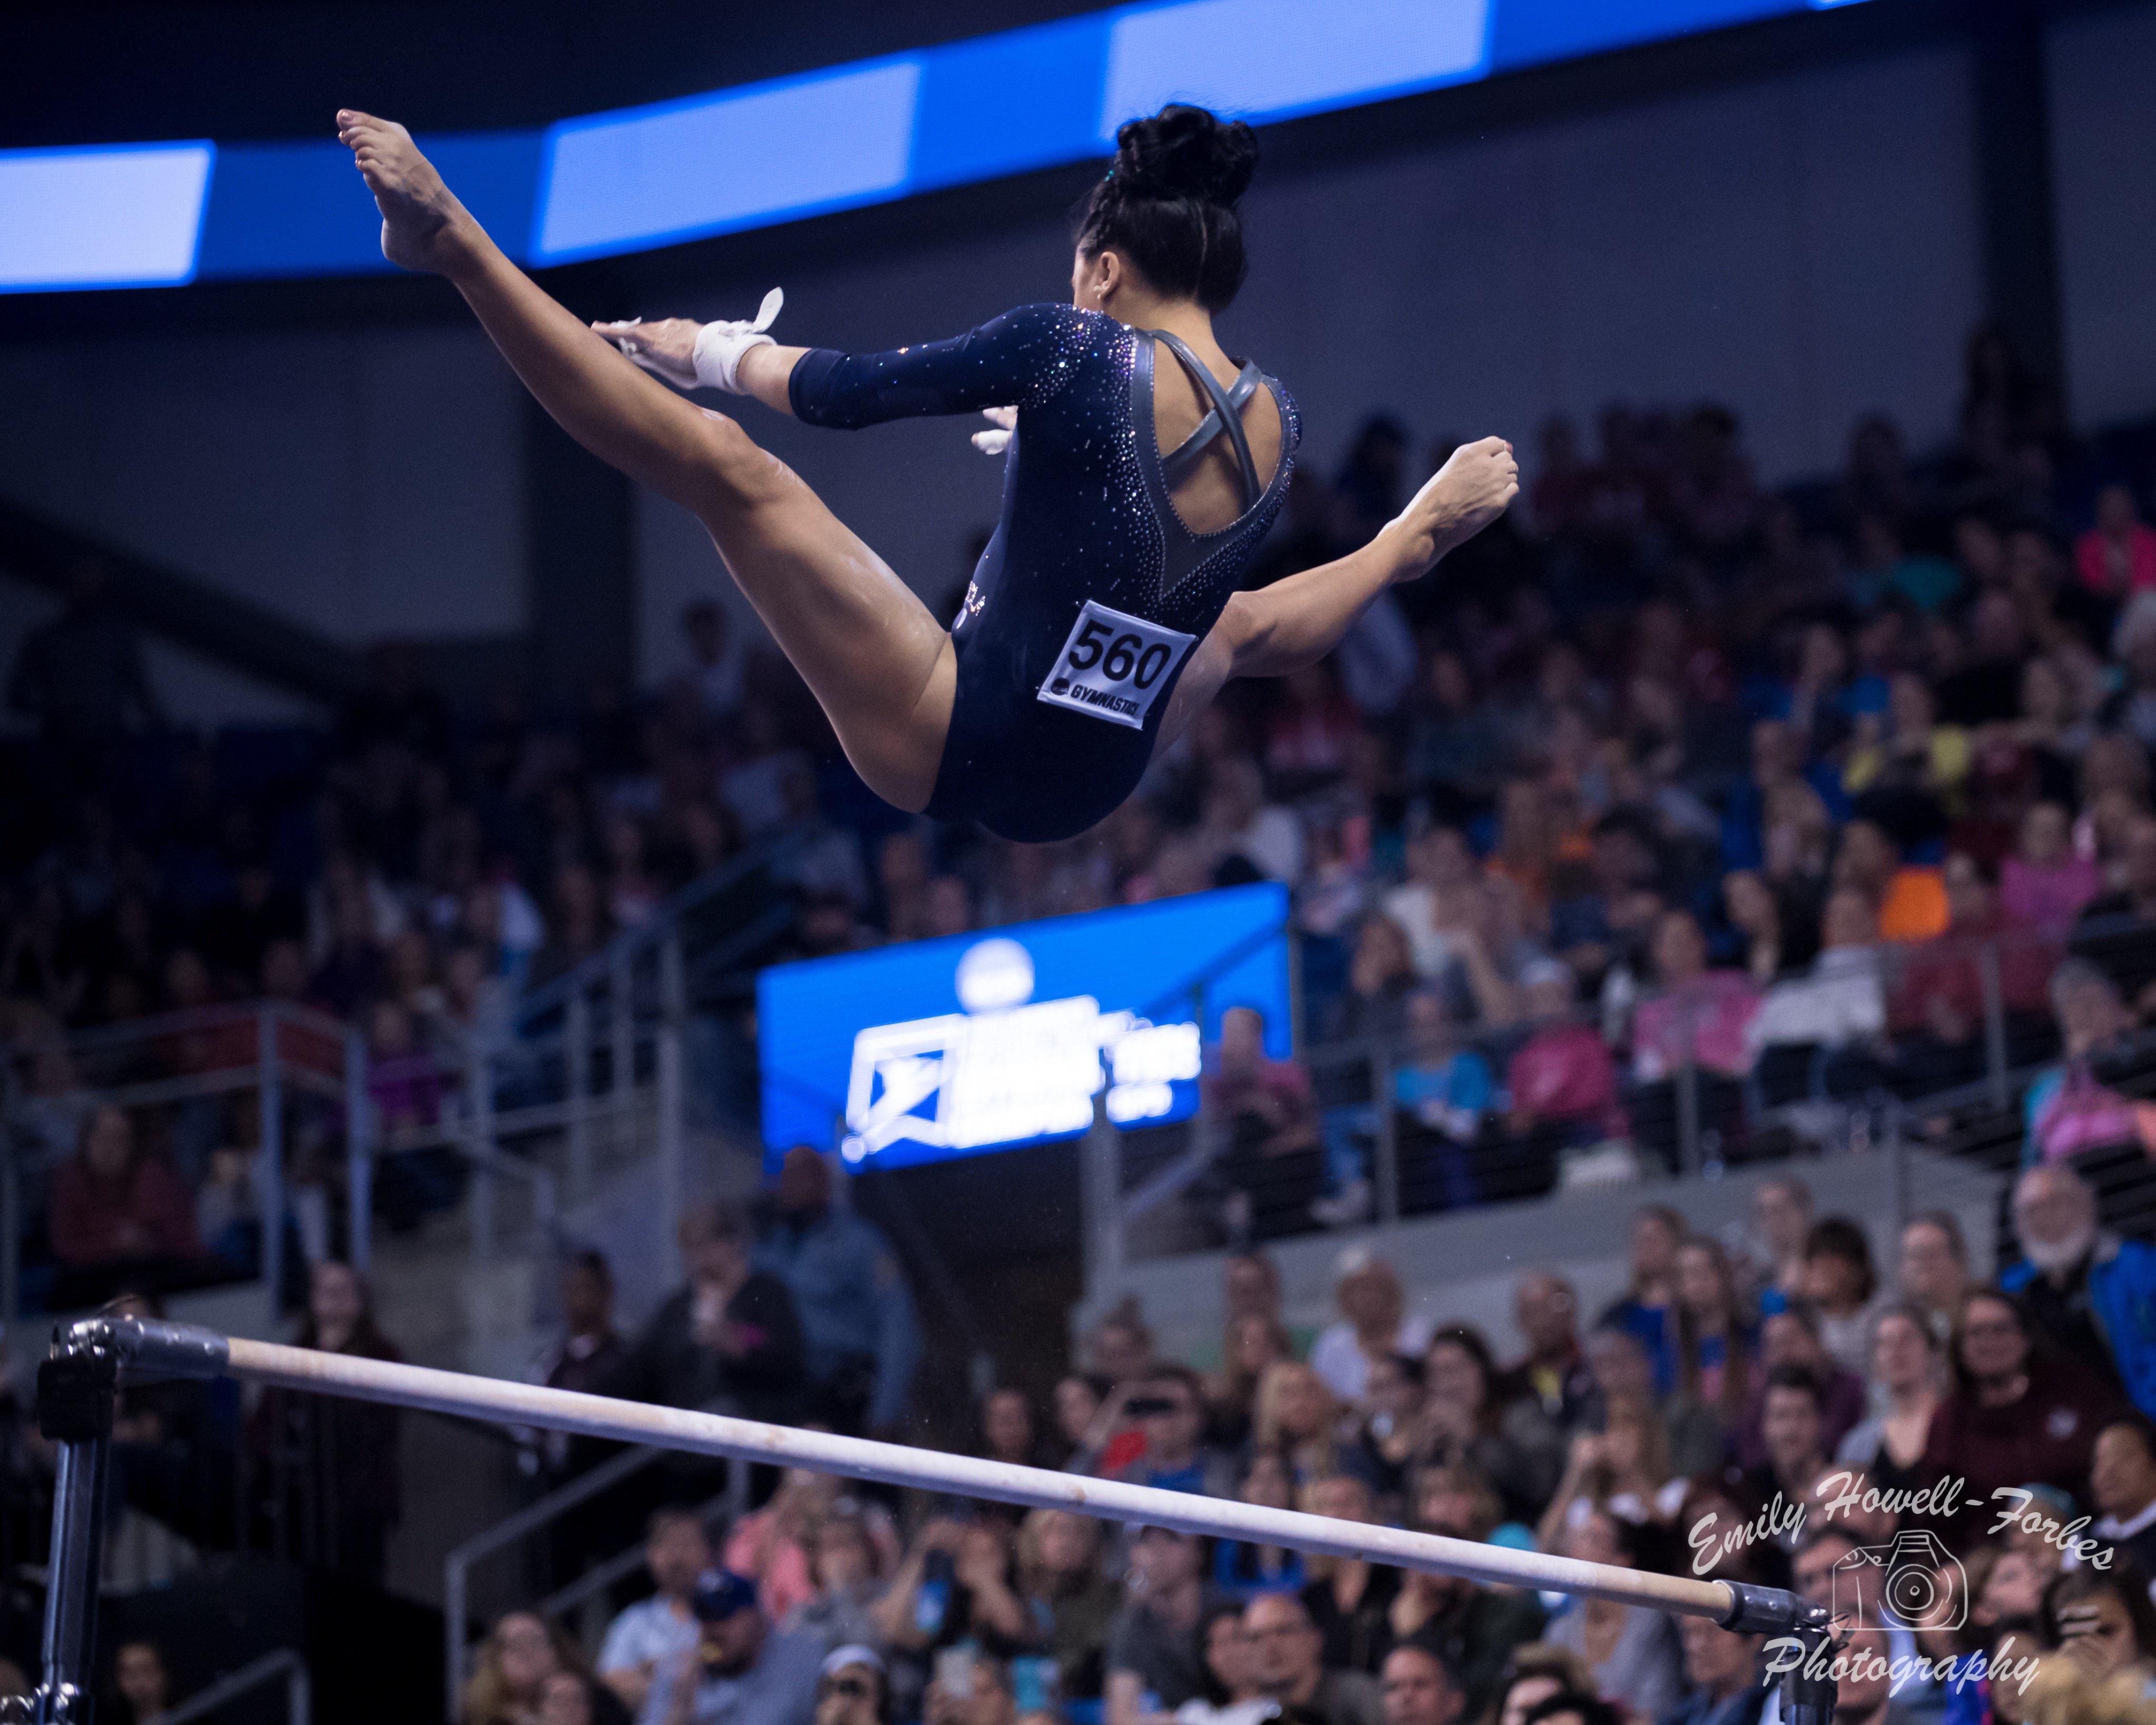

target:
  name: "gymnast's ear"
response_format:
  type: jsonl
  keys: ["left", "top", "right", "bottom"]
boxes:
{"left": 1071, "top": 244, "right": 1129, "bottom": 312}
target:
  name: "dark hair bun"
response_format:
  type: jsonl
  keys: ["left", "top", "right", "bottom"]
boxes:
{"left": 1113, "top": 104, "right": 1258, "bottom": 206}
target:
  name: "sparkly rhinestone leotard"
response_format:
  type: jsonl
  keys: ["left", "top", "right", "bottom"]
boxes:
{"left": 788, "top": 303, "right": 1299, "bottom": 842}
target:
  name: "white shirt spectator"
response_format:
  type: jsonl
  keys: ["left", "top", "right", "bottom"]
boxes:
{"left": 1816, "top": 1292, "right": 1887, "bottom": 1379}
{"left": 673, "top": 600, "right": 750, "bottom": 726}
{"left": 1229, "top": 806, "right": 1306, "bottom": 884}
{"left": 1377, "top": 881, "right": 1464, "bottom": 979}
{"left": 1745, "top": 946, "right": 1885, "bottom": 1052}
{"left": 599, "top": 1596, "right": 700, "bottom": 1725}
{"left": 1310, "top": 1314, "right": 1436, "bottom": 1405}
{"left": 1203, "top": 758, "right": 1305, "bottom": 885}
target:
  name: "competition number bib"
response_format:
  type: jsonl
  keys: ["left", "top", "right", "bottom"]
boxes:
{"left": 1036, "top": 600, "right": 1194, "bottom": 731}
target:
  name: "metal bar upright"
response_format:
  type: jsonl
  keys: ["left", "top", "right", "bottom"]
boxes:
{"left": 1980, "top": 939, "right": 2009, "bottom": 1110}
{"left": 1885, "top": 1098, "right": 1910, "bottom": 1243}
{"left": 258, "top": 1008, "right": 286, "bottom": 1324}
{"left": 445, "top": 1552, "right": 469, "bottom": 1722}
{"left": 1372, "top": 1042, "right": 1400, "bottom": 1224}
{"left": 345, "top": 1025, "right": 373, "bottom": 1279}
{"left": 2, "top": 1152, "right": 18, "bottom": 1335}
{"left": 658, "top": 934, "right": 685, "bottom": 1259}
{"left": 1677, "top": 1052, "right": 1702, "bottom": 1177}
{"left": 30, "top": 1330, "right": 117, "bottom": 1724}
{"left": 566, "top": 990, "right": 592, "bottom": 1200}
{"left": 1081, "top": 1093, "right": 1124, "bottom": 1294}
{"left": 467, "top": 1041, "right": 496, "bottom": 1259}
{"left": 609, "top": 948, "right": 633, "bottom": 1189}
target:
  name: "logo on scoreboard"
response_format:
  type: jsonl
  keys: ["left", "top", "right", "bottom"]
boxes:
{"left": 840, "top": 937, "right": 1202, "bottom": 1163}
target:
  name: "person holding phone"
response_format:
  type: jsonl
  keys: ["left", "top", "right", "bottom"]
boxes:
{"left": 926, "top": 1648, "right": 1061, "bottom": 1725}
{"left": 1112, "top": 1367, "right": 1236, "bottom": 1497}
{"left": 2042, "top": 1567, "right": 2156, "bottom": 1684}
{"left": 875, "top": 1516, "right": 1032, "bottom": 1720}
{"left": 1108, "top": 1528, "right": 1220, "bottom": 1725}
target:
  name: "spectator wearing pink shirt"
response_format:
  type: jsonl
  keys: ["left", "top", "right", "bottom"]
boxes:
{"left": 365, "top": 998, "right": 446, "bottom": 1130}
{"left": 2000, "top": 801, "right": 2102, "bottom": 933}
{"left": 724, "top": 1466, "right": 895, "bottom": 1626}
{"left": 2076, "top": 485, "right": 2156, "bottom": 597}
{"left": 1506, "top": 963, "right": 1627, "bottom": 1147}
{"left": 1630, "top": 910, "right": 1760, "bottom": 1081}
{"left": 1629, "top": 910, "right": 1756, "bottom": 1172}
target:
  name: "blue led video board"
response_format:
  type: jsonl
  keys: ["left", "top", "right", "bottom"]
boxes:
{"left": 758, "top": 882, "right": 1291, "bottom": 1172}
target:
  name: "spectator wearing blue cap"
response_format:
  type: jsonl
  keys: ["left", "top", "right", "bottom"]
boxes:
{"left": 648, "top": 1570, "right": 824, "bottom": 1725}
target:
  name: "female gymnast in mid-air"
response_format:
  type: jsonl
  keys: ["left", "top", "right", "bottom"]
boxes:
{"left": 335, "top": 102, "right": 1517, "bottom": 843}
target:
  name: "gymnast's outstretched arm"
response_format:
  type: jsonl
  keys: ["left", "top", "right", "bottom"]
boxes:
{"left": 1160, "top": 436, "right": 1520, "bottom": 744}
{"left": 595, "top": 305, "right": 1082, "bottom": 427}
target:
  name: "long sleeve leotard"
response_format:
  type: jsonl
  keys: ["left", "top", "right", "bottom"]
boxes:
{"left": 788, "top": 303, "right": 1299, "bottom": 842}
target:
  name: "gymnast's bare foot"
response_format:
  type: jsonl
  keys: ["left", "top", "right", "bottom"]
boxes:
{"left": 336, "top": 110, "right": 474, "bottom": 275}
{"left": 1382, "top": 435, "right": 1519, "bottom": 580}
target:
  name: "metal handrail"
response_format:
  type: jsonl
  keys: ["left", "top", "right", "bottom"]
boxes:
{"left": 159, "top": 1648, "right": 309, "bottom": 1725}
{"left": 513, "top": 837, "right": 786, "bottom": 1027}
{"left": 61, "top": 1062, "right": 345, "bottom": 1112}
{"left": 56, "top": 998, "right": 349, "bottom": 1056}
{"left": 1105, "top": 919, "right": 2115, "bottom": 1263}
{"left": 446, "top": 1440, "right": 661, "bottom": 1586}
{"left": 442, "top": 1433, "right": 736, "bottom": 1710}
{"left": 683, "top": 902, "right": 799, "bottom": 992}
{"left": 370, "top": 1084, "right": 653, "bottom": 1158}
{"left": 465, "top": 1139, "right": 562, "bottom": 1254}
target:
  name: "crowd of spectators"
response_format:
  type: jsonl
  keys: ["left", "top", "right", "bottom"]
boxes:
{"left": 416, "top": 1170, "right": 2156, "bottom": 1725}
{"left": 13, "top": 320, "right": 2156, "bottom": 1282}
{"left": 18, "top": 320, "right": 2156, "bottom": 1718}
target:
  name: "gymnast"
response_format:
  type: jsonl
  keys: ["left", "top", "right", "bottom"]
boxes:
{"left": 335, "top": 102, "right": 1517, "bottom": 842}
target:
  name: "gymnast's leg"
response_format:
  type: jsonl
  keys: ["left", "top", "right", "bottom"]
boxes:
{"left": 335, "top": 111, "right": 954, "bottom": 812}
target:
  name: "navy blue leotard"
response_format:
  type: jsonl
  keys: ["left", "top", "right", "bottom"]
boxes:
{"left": 788, "top": 303, "right": 1300, "bottom": 843}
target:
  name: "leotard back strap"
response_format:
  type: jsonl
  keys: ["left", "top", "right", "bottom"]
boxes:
{"left": 1151, "top": 329, "right": 1267, "bottom": 512}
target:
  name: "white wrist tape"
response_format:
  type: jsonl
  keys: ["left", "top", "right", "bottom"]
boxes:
{"left": 692, "top": 287, "right": 785, "bottom": 394}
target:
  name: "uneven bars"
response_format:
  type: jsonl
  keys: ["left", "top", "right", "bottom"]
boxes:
{"left": 94, "top": 1316, "right": 1811, "bottom": 1634}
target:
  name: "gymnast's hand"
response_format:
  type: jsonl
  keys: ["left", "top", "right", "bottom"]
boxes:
{"left": 593, "top": 318, "right": 701, "bottom": 388}
{"left": 594, "top": 288, "right": 783, "bottom": 395}
{"left": 1383, "top": 434, "right": 1518, "bottom": 579}
{"left": 972, "top": 406, "right": 1018, "bottom": 454}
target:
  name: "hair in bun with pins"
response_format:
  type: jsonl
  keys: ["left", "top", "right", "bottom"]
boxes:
{"left": 1074, "top": 104, "right": 1260, "bottom": 312}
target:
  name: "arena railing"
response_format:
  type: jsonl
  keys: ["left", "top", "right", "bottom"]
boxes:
{"left": 340, "top": 836, "right": 801, "bottom": 1288}
{"left": 0, "top": 1000, "right": 355, "bottom": 1331}
{"left": 154, "top": 1649, "right": 309, "bottom": 1725}
{"left": 4, "top": 1315, "right": 1842, "bottom": 1725}
{"left": 1, "top": 908, "right": 2124, "bottom": 1314}
{"left": 1108, "top": 917, "right": 2096, "bottom": 1263}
